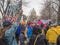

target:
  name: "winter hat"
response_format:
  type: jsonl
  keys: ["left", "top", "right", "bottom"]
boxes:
{"left": 3, "top": 20, "right": 11, "bottom": 26}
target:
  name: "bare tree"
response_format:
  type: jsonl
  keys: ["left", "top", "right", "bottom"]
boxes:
{"left": 41, "top": 0, "right": 51, "bottom": 19}
{"left": 47, "top": 0, "right": 60, "bottom": 23}
{"left": 48, "top": 0, "right": 60, "bottom": 23}
{"left": 0, "top": 0, "right": 10, "bottom": 16}
{"left": 0, "top": 0, "right": 11, "bottom": 28}
{"left": 22, "top": 0, "right": 30, "bottom": 7}
{"left": 0, "top": 0, "right": 23, "bottom": 27}
{"left": 41, "top": 0, "right": 58, "bottom": 23}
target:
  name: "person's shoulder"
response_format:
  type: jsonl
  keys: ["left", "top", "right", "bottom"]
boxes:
{"left": 39, "top": 34, "right": 45, "bottom": 37}
{"left": 56, "top": 26, "right": 60, "bottom": 28}
{"left": 47, "top": 27, "right": 54, "bottom": 31}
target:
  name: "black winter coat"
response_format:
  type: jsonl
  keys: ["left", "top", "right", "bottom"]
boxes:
{"left": 28, "top": 34, "right": 48, "bottom": 45}
{"left": 0, "top": 38, "right": 7, "bottom": 45}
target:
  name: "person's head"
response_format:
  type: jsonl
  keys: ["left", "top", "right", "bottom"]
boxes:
{"left": 3, "top": 20, "right": 11, "bottom": 27}
{"left": 33, "top": 25, "right": 42, "bottom": 35}
{"left": 21, "top": 21, "right": 26, "bottom": 25}
{"left": 38, "top": 19, "right": 40, "bottom": 21}
{"left": 51, "top": 23, "right": 57, "bottom": 27}
{"left": 0, "top": 21, "right": 11, "bottom": 38}
{"left": 27, "top": 22, "right": 31, "bottom": 26}
{"left": 49, "top": 21, "right": 52, "bottom": 24}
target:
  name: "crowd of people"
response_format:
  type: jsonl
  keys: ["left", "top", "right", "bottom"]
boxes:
{"left": 0, "top": 16, "right": 60, "bottom": 45}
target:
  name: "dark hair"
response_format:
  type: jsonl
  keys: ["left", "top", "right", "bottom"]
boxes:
{"left": 33, "top": 25, "right": 42, "bottom": 35}
{"left": 40, "top": 23, "right": 44, "bottom": 28}
{"left": 38, "top": 19, "right": 40, "bottom": 21}
{"left": 3, "top": 20, "right": 11, "bottom": 27}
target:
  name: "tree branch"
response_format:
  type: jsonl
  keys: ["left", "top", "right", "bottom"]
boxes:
{"left": 52, "top": 2, "right": 59, "bottom": 6}
{"left": 52, "top": 6, "right": 58, "bottom": 14}
{"left": 4, "top": 0, "right": 10, "bottom": 13}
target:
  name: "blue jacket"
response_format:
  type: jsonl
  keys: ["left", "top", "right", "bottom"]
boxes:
{"left": 4, "top": 24, "right": 18, "bottom": 45}
{"left": 16, "top": 24, "right": 21, "bottom": 35}
{"left": 27, "top": 26, "right": 32, "bottom": 38}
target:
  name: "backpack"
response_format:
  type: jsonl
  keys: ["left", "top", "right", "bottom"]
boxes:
{"left": 16, "top": 24, "right": 21, "bottom": 35}
{"left": 27, "top": 26, "right": 32, "bottom": 38}
{"left": 15, "top": 24, "right": 21, "bottom": 43}
{"left": 34, "top": 34, "right": 48, "bottom": 45}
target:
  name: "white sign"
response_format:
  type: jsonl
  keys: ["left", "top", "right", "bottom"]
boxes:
{"left": 41, "top": 19, "right": 51, "bottom": 24}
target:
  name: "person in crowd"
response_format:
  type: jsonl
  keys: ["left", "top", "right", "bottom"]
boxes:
{"left": 15, "top": 23, "right": 21, "bottom": 43}
{"left": 0, "top": 38, "right": 7, "bottom": 45}
{"left": 48, "top": 21, "right": 52, "bottom": 28}
{"left": 19, "top": 26, "right": 27, "bottom": 45}
{"left": 46, "top": 24, "right": 60, "bottom": 45}
{"left": 56, "top": 24, "right": 60, "bottom": 45}
{"left": 4, "top": 21, "right": 18, "bottom": 45}
{"left": 43, "top": 24, "right": 49, "bottom": 34}
{"left": 27, "top": 22, "right": 33, "bottom": 39}
{"left": 21, "top": 21, "right": 26, "bottom": 33}
{"left": 57, "top": 35, "right": 60, "bottom": 45}
{"left": 0, "top": 21, "right": 11, "bottom": 45}
{"left": 2, "top": 15, "right": 19, "bottom": 45}
{"left": 24, "top": 22, "right": 33, "bottom": 45}
{"left": 28, "top": 25, "right": 48, "bottom": 45}
{"left": 37, "top": 20, "right": 43, "bottom": 28}
{"left": 37, "top": 20, "right": 43, "bottom": 26}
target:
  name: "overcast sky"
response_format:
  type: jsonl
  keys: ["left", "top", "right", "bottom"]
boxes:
{"left": 22, "top": 0, "right": 45, "bottom": 16}
{"left": 0, "top": 0, "right": 45, "bottom": 18}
